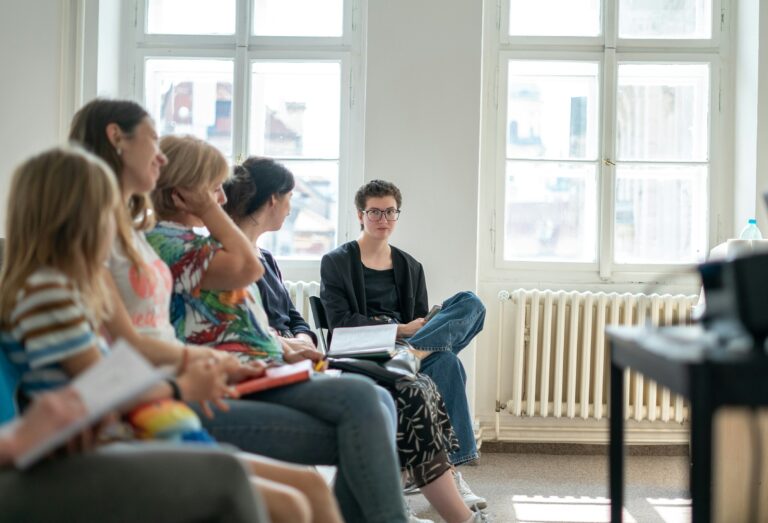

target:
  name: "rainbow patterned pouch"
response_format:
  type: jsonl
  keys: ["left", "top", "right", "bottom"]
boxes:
{"left": 127, "top": 399, "right": 215, "bottom": 444}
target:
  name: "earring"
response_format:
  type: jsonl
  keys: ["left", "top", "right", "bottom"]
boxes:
{"left": 116, "top": 147, "right": 122, "bottom": 156}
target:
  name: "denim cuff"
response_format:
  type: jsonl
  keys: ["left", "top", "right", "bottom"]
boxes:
{"left": 450, "top": 451, "right": 480, "bottom": 466}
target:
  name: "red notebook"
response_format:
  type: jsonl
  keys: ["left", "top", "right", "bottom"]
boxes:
{"left": 234, "top": 360, "right": 313, "bottom": 395}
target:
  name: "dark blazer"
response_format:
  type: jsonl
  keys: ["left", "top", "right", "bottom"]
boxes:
{"left": 320, "top": 241, "right": 429, "bottom": 330}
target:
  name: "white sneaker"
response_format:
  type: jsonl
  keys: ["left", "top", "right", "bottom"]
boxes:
{"left": 454, "top": 471, "right": 487, "bottom": 511}
{"left": 406, "top": 504, "right": 434, "bottom": 523}
{"left": 403, "top": 484, "right": 421, "bottom": 496}
{"left": 467, "top": 511, "right": 491, "bottom": 522}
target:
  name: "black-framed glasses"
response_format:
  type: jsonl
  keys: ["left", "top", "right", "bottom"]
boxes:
{"left": 363, "top": 207, "right": 401, "bottom": 221}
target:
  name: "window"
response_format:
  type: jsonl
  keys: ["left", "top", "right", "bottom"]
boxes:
{"left": 132, "top": 0, "right": 361, "bottom": 260}
{"left": 488, "top": 0, "right": 723, "bottom": 277}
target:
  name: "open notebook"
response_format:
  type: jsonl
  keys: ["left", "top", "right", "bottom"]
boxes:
{"left": 327, "top": 324, "right": 398, "bottom": 360}
{"left": 2, "top": 340, "right": 167, "bottom": 469}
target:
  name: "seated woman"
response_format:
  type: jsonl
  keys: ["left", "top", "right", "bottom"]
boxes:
{"left": 320, "top": 179, "right": 487, "bottom": 507}
{"left": 146, "top": 134, "right": 408, "bottom": 523}
{"left": 223, "top": 157, "right": 488, "bottom": 523}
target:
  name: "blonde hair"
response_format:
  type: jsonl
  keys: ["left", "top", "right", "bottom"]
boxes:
{"left": 152, "top": 135, "right": 229, "bottom": 220}
{"left": 0, "top": 147, "right": 121, "bottom": 327}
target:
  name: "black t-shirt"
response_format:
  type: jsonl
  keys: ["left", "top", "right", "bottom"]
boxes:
{"left": 362, "top": 265, "right": 402, "bottom": 323}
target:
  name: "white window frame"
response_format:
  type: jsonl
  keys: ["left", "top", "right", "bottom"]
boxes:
{"left": 126, "top": 0, "right": 366, "bottom": 276}
{"left": 480, "top": 0, "right": 730, "bottom": 285}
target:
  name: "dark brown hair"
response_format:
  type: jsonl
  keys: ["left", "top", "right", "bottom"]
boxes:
{"left": 354, "top": 179, "right": 402, "bottom": 211}
{"left": 223, "top": 157, "right": 295, "bottom": 221}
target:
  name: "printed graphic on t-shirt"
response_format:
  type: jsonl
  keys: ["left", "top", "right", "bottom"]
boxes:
{"left": 128, "top": 259, "right": 173, "bottom": 328}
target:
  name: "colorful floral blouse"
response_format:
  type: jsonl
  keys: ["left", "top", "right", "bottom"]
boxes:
{"left": 146, "top": 221, "right": 282, "bottom": 363}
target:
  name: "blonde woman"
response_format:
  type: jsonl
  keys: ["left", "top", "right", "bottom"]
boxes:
{"left": 147, "top": 134, "right": 409, "bottom": 523}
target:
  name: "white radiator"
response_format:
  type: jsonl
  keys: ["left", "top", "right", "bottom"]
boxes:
{"left": 496, "top": 289, "right": 699, "bottom": 429}
{"left": 283, "top": 280, "right": 320, "bottom": 326}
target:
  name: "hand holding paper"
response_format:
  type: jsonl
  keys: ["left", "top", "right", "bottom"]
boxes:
{"left": 3, "top": 340, "right": 166, "bottom": 469}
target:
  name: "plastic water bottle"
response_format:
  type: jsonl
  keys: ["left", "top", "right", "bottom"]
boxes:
{"left": 739, "top": 218, "right": 763, "bottom": 240}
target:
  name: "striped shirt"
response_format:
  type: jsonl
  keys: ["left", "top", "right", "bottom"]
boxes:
{"left": 1, "top": 267, "right": 107, "bottom": 395}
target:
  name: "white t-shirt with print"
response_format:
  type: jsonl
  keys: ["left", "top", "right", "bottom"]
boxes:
{"left": 108, "top": 228, "right": 179, "bottom": 344}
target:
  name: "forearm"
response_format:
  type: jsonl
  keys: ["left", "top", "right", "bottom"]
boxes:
{"left": 124, "top": 334, "right": 210, "bottom": 370}
{"left": 0, "top": 432, "right": 16, "bottom": 465}
{"left": 129, "top": 334, "right": 183, "bottom": 367}
{"left": 199, "top": 205, "right": 263, "bottom": 278}
{"left": 294, "top": 331, "right": 316, "bottom": 346}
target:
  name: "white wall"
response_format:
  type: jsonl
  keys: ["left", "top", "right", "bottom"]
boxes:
{"left": 365, "top": 1, "right": 483, "bottom": 302}
{"left": 732, "top": 0, "right": 768, "bottom": 237}
{"left": 364, "top": 1, "right": 484, "bottom": 411}
{"left": 0, "top": 0, "right": 65, "bottom": 231}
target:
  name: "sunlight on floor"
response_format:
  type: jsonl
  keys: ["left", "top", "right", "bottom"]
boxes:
{"left": 647, "top": 497, "right": 691, "bottom": 523}
{"left": 512, "top": 495, "right": 692, "bottom": 523}
{"left": 512, "top": 495, "right": 637, "bottom": 523}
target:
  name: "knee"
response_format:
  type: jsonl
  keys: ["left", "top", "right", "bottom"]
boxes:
{"left": 426, "top": 351, "right": 464, "bottom": 374}
{"left": 435, "top": 350, "right": 460, "bottom": 364}
{"left": 300, "top": 469, "right": 334, "bottom": 499}
{"left": 271, "top": 487, "right": 312, "bottom": 523}
{"left": 460, "top": 291, "right": 486, "bottom": 316}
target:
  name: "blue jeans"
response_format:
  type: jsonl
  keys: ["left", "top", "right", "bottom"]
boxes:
{"left": 193, "top": 374, "right": 406, "bottom": 523}
{"left": 407, "top": 291, "right": 486, "bottom": 465}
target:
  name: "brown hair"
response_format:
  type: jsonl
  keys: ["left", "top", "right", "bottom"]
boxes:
{"left": 69, "top": 99, "right": 150, "bottom": 268}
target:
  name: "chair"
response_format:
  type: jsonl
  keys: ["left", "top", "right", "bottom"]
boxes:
{"left": 0, "top": 237, "right": 19, "bottom": 423}
{"left": 0, "top": 347, "right": 20, "bottom": 423}
{"left": 308, "top": 296, "right": 330, "bottom": 354}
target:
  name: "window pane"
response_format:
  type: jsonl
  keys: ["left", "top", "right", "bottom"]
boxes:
{"left": 253, "top": 0, "right": 343, "bottom": 37}
{"left": 145, "top": 59, "right": 234, "bottom": 157}
{"left": 507, "top": 61, "right": 600, "bottom": 161}
{"left": 250, "top": 62, "right": 340, "bottom": 159}
{"left": 504, "top": 161, "right": 597, "bottom": 262}
{"left": 614, "top": 165, "right": 707, "bottom": 264}
{"left": 617, "top": 63, "right": 709, "bottom": 162}
{"left": 619, "top": 0, "right": 712, "bottom": 39}
{"left": 257, "top": 160, "right": 338, "bottom": 258}
{"left": 509, "top": 0, "right": 600, "bottom": 37}
{"left": 147, "top": 0, "right": 235, "bottom": 35}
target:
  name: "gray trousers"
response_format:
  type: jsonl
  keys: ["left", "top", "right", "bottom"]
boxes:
{"left": 0, "top": 444, "right": 268, "bottom": 523}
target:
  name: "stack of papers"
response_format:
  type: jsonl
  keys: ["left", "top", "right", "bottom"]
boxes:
{"left": 328, "top": 324, "right": 398, "bottom": 359}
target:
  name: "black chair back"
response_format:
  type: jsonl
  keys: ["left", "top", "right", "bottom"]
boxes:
{"left": 308, "top": 296, "right": 330, "bottom": 354}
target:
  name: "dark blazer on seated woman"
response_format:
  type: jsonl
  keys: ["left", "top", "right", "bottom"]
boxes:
{"left": 320, "top": 240, "right": 428, "bottom": 329}
{"left": 256, "top": 248, "right": 316, "bottom": 343}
